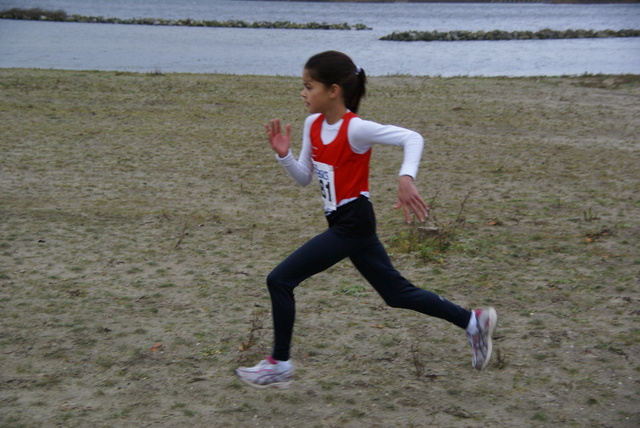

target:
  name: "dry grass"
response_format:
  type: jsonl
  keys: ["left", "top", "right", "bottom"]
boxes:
{"left": 1, "top": 69, "right": 639, "bottom": 427}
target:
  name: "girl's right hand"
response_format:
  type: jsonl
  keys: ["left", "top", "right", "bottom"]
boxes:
{"left": 264, "top": 119, "right": 291, "bottom": 158}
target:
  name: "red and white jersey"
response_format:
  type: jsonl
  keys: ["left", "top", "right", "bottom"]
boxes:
{"left": 310, "top": 112, "right": 370, "bottom": 212}
{"left": 276, "top": 111, "right": 424, "bottom": 213}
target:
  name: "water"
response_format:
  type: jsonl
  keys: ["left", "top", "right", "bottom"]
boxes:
{"left": 0, "top": 0, "right": 638, "bottom": 76}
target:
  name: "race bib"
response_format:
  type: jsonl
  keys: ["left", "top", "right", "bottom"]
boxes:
{"left": 312, "top": 161, "right": 336, "bottom": 211}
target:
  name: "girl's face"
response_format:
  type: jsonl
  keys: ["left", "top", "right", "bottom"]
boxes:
{"left": 301, "top": 69, "right": 335, "bottom": 114}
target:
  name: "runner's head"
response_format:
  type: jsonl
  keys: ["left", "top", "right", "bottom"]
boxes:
{"left": 304, "top": 51, "right": 366, "bottom": 114}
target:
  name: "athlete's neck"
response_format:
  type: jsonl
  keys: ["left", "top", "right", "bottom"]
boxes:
{"left": 323, "top": 107, "right": 349, "bottom": 125}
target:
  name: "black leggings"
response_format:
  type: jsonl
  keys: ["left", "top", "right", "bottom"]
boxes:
{"left": 267, "top": 197, "right": 472, "bottom": 361}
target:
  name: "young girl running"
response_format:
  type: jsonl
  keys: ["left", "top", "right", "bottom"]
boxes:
{"left": 236, "top": 51, "right": 497, "bottom": 389}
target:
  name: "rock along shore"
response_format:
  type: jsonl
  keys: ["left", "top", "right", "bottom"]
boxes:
{"left": 0, "top": 7, "right": 371, "bottom": 30}
{"left": 381, "top": 28, "right": 640, "bottom": 41}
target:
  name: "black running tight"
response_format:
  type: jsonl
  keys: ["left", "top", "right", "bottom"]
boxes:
{"left": 266, "top": 199, "right": 472, "bottom": 361}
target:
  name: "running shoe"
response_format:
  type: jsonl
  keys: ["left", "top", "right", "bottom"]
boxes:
{"left": 235, "top": 356, "right": 294, "bottom": 389}
{"left": 467, "top": 307, "right": 498, "bottom": 370}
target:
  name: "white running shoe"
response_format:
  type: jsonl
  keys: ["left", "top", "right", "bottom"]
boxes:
{"left": 235, "top": 356, "right": 294, "bottom": 389}
{"left": 467, "top": 308, "right": 498, "bottom": 370}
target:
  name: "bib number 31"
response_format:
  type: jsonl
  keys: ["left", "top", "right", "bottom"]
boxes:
{"left": 313, "top": 161, "right": 336, "bottom": 211}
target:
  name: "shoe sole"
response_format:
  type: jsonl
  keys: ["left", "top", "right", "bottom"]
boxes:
{"left": 235, "top": 372, "right": 293, "bottom": 390}
{"left": 477, "top": 308, "right": 498, "bottom": 371}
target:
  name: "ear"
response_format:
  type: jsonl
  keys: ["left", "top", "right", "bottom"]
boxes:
{"left": 328, "top": 83, "right": 342, "bottom": 99}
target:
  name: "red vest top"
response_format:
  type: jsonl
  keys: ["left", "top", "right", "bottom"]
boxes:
{"left": 311, "top": 112, "right": 371, "bottom": 211}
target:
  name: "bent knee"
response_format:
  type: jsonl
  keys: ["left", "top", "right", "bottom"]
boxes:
{"left": 266, "top": 270, "right": 280, "bottom": 289}
{"left": 266, "top": 269, "right": 294, "bottom": 293}
{"left": 380, "top": 287, "right": 420, "bottom": 309}
{"left": 381, "top": 294, "right": 406, "bottom": 309}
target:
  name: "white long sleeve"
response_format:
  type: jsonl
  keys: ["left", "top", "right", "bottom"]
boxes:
{"left": 275, "top": 114, "right": 318, "bottom": 186}
{"left": 276, "top": 113, "right": 424, "bottom": 185}
{"left": 347, "top": 117, "right": 424, "bottom": 179}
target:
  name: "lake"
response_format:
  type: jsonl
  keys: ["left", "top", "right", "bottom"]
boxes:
{"left": 0, "top": 0, "right": 638, "bottom": 76}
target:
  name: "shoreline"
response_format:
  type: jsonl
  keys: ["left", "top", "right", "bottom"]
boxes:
{"left": 1, "top": 66, "right": 638, "bottom": 78}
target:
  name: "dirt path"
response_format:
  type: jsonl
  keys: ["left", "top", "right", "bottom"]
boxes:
{"left": 1, "top": 70, "right": 638, "bottom": 427}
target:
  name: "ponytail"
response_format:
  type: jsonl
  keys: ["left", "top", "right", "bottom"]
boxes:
{"left": 351, "top": 66, "right": 367, "bottom": 114}
{"left": 305, "top": 51, "right": 367, "bottom": 113}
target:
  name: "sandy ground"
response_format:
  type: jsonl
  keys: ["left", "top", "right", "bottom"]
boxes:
{"left": 1, "top": 69, "right": 639, "bottom": 427}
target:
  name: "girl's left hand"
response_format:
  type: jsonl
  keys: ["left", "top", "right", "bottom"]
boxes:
{"left": 394, "top": 175, "right": 429, "bottom": 223}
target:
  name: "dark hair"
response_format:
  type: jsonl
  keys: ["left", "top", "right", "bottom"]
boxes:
{"left": 304, "top": 51, "right": 367, "bottom": 113}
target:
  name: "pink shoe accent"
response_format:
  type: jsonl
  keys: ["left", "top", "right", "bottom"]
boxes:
{"left": 266, "top": 355, "right": 278, "bottom": 365}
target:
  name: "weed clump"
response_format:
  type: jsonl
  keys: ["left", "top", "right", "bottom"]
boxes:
{"left": 388, "top": 192, "right": 470, "bottom": 263}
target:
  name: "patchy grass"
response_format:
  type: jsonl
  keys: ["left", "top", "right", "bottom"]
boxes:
{"left": 0, "top": 69, "right": 639, "bottom": 427}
